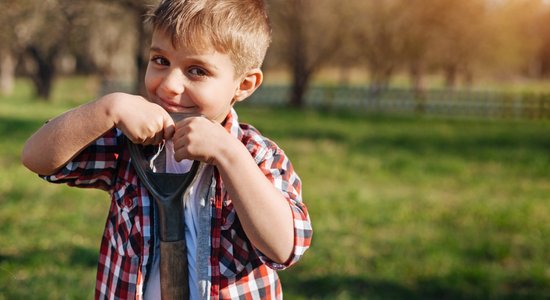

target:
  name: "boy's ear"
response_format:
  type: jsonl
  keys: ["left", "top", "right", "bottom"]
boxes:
{"left": 233, "top": 68, "right": 263, "bottom": 103}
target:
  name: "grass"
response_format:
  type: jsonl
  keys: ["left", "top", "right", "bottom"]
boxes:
{"left": 243, "top": 108, "right": 550, "bottom": 299}
{"left": 1, "top": 77, "right": 549, "bottom": 299}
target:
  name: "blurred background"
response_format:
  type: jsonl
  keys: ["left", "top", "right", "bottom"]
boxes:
{"left": 0, "top": 0, "right": 549, "bottom": 299}
{"left": 6, "top": 0, "right": 550, "bottom": 103}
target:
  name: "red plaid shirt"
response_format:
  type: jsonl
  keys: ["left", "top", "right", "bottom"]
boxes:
{"left": 43, "top": 109, "right": 312, "bottom": 299}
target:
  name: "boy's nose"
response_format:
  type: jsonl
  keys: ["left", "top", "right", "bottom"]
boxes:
{"left": 159, "top": 69, "right": 185, "bottom": 97}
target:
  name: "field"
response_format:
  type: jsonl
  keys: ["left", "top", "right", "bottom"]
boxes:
{"left": 1, "top": 77, "right": 549, "bottom": 299}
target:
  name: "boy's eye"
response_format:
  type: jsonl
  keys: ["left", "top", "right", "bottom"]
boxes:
{"left": 151, "top": 56, "right": 169, "bottom": 66}
{"left": 188, "top": 67, "right": 208, "bottom": 77}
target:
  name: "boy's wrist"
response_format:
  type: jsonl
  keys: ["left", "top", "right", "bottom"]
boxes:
{"left": 213, "top": 133, "right": 250, "bottom": 170}
{"left": 99, "top": 93, "right": 126, "bottom": 128}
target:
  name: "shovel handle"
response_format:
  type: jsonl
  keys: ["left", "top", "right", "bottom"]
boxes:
{"left": 160, "top": 240, "right": 189, "bottom": 300}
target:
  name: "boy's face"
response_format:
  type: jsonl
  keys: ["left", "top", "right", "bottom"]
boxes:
{"left": 144, "top": 30, "right": 243, "bottom": 123}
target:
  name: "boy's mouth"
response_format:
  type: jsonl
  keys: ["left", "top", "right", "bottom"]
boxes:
{"left": 155, "top": 97, "right": 194, "bottom": 113}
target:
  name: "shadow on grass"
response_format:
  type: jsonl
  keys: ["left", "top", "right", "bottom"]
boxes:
{"left": 248, "top": 108, "right": 550, "bottom": 153}
{"left": 0, "top": 244, "right": 98, "bottom": 268}
{"left": 354, "top": 133, "right": 550, "bottom": 157}
{"left": 281, "top": 273, "right": 549, "bottom": 300}
{"left": 0, "top": 116, "right": 45, "bottom": 141}
{"left": 0, "top": 245, "right": 98, "bottom": 299}
{"left": 281, "top": 274, "right": 415, "bottom": 299}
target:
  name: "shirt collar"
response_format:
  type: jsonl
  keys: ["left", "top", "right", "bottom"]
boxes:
{"left": 222, "top": 107, "right": 242, "bottom": 140}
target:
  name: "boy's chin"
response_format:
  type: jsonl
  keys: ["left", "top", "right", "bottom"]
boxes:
{"left": 169, "top": 111, "right": 203, "bottom": 123}
{"left": 211, "top": 110, "right": 232, "bottom": 124}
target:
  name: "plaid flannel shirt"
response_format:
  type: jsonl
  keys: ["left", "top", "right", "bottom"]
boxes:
{"left": 43, "top": 108, "right": 312, "bottom": 299}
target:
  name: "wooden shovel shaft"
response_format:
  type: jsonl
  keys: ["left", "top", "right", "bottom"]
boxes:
{"left": 160, "top": 240, "right": 189, "bottom": 300}
{"left": 125, "top": 113, "right": 202, "bottom": 300}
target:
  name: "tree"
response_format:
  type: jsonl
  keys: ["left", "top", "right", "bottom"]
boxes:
{"left": 0, "top": 0, "right": 155, "bottom": 100}
{"left": 107, "top": 0, "right": 157, "bottom": 96}
{"left": 483, "top": 0, "right": 545, "bottom": 78}
{"left": 0, "top": 1, "right": 33, "bottom": 95}
{"left": 2, "top": 0, "right": 87, "bottom": 100}
{"left": 428, "top": 0, "right": 490, "bottom": 88}
{"left": 533, "top": 4, "right": 550, "bottom": 78}
{"left": 268, "top": 0, "right": 350, "bottom": 107}
{"left": 78, "top": 2, "right": 138, "bottom": 93}
{"left": 28, "top": 0, "right": 77, "bottom": 99}
{"left": 395, "top": 0, "right": 448, "bottom": 96}
{"left": 350, "top": 0, "right": 404, "bottom": 91}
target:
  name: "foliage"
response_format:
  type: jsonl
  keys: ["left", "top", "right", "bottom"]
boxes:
{"left": 5, "top": 1, "right": 550, "bottom": 104}
{"left": 1, "top": 78, "right": 549, "bottom": 299}
{"left": 268, "top": 0, "right": 350, "bottom": 107}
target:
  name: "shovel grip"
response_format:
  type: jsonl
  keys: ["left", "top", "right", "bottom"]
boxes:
{"left": 160, "top": 240, "right": 189, "bottom": 300}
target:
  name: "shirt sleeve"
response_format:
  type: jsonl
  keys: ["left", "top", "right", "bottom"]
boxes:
{"left": 252, "top": 142, "right": 313, "bottom": 270}
{"left": 41, "top": 129, "right": 121, "bottom": 192}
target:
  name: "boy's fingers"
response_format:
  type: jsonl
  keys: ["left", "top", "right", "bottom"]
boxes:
{"left": 129, "top": 135, "right": 146, "bottom": 145}
{"left": 163, "top": 116, "right": 176, "bottom": 140}
{"left": 145, "top": 133, "right": 163, "bottom": 145}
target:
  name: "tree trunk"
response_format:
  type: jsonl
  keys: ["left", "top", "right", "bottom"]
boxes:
{"left": 27, "top": 47, "right": 57, "bottom": 100}
{"left": 370, "top": 64, "right": 393, "bottom": 92}
{"left": 33, "top": 63, "right": 55, "bottom": 100}
{"left": 409, "top": 62, "right": 425, "bottom": 98}
{"left": 290, "top": 75, "right": 309, "bottom": 108}
{"left": 409, "top": 62, "right": 426, "bottom": 113}
{"left": 0, "top": 50, "right": 16, "bottom": 95}
{"left": 463, "top": 68, "right": 473, "bottom": 89}
{"left": 444, "top": 64, "right": 457, "bottom": 89}
{"left": 135, "top": 6, "right": 150, "bottom": 97}
{"left": 286, "top": 0, "right": 310, "bottom": 108}
{"left": 290, "top": 58, "right": 311, "bottom": 108}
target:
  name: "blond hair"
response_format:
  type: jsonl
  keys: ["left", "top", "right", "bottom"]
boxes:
{"left": 147, "top": 0, "right": 272, "bottom": 78}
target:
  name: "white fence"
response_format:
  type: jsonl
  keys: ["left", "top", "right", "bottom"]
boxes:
{"left": 249, "top": 85, "right": 550, "bottom": 119}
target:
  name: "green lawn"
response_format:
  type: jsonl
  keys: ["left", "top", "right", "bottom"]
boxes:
{"left": 1, "top": 78, "right": 549, "bottom": 299}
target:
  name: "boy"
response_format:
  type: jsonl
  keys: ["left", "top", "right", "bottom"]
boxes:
{"left": 21, "top": 0, "right": 312, "bottom": 299}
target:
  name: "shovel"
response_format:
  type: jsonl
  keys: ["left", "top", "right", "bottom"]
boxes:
{"left": 126, "top": 112, "right": 200, "bottom": 300}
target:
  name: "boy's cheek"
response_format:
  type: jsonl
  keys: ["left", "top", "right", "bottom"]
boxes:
{"left": 143, "top": 74, "right": 157, "bottom": 99}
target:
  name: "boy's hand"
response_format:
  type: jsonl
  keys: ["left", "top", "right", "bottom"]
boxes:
{"left": 105, "top": 93, "right": 175, "bottom": 145}
{"left": 171, "top": 117, "right": 234, "bottom": 165}
{"left": 173, "top": 116, "right": 296, "bottom": 264}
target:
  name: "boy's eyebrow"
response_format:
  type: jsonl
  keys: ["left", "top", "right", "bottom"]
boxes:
{"left": 150, "top": 45, "right": 220, "bottom": 71}
{"left": 186, "top": 57, "right": 219, "bottom": 71}
{"left": 150, "top": 46, "right": 164, "bottom": 53}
